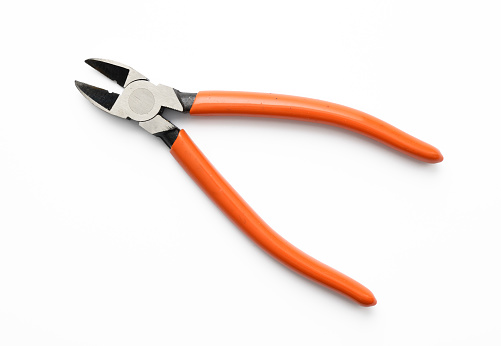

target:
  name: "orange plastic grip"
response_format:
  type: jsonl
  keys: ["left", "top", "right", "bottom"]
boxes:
{"left": 171, "top": 130, "right": 377, "bottom": 306}
{"left": 190, "top": 91, "right": 443, "bottom": 163}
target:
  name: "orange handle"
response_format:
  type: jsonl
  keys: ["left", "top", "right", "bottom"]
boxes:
{"left": 190, "top": 91, "right": 443, "bottom": 163}
{"left": 171, "top": 130, "right": 377, "bottom": 306}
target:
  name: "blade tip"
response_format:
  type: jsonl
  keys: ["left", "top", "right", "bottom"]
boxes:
{"left": 85, "top": 58, "right": 99, "bottom": 66}
{"left": 74, "top": 80, "right": 85, "bottom": 92}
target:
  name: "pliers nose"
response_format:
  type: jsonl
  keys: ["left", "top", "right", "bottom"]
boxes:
{"left": 76, "top": 59, "right": 197, "bottom": 146}
{"left": 76, "top": 58, "right": 443, "bottom": 307}
{"left": 75, "top": 59, "right": 148, "bottom": 114}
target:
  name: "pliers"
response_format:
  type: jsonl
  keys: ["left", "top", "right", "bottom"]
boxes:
{"left": 75, "top": 59, "right": 443, "bottom": 307}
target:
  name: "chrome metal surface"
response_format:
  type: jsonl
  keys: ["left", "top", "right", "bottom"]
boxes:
{"left": 109, "top": 81, "right": 183, "bottom": 122}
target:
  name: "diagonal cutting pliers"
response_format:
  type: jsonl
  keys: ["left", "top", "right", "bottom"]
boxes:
{"left": 75, "top": 59, "right": 443, "bottom": 307}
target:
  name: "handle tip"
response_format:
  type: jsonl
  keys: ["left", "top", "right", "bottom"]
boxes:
{"left": 354, "top": 291, "right": 377, "bottom": 307}
{"left": 359, "top": 295, "right": 377, "bottom": 307}
{"left": 428, "top": 148, "right": 444, "bottom": 164}
{"left": 413, "top": 144, "right": 443, "bottom": 163}
{"left": 347, "top": 284, "right": 377, "bottom": 306}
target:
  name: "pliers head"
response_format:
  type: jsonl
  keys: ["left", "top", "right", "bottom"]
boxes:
{"left": 75, "top": 59, "right": 184, "bottom": 135}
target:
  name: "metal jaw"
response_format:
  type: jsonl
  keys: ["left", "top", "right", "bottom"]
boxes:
{"left": 75, "top": 59, "right": 183, "bottom": 135}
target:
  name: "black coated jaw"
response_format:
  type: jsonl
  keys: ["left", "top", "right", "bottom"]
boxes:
{"left": 85, "top": 59, "right": 149, "bottom": 87}
{"left": 85, "top": 59, "right": 131, "bottom": 87}
{"left": 74, "top": 81, "right": 119, "bottom": 111}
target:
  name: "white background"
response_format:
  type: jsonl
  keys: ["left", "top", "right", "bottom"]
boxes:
{"left": 1, "top": 1, "right": 500, "bottom": 345}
